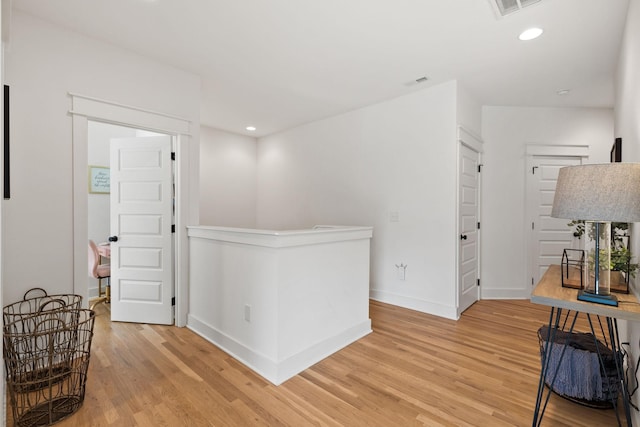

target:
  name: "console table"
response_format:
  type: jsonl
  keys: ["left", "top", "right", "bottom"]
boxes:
{"left": 531, "top": 264, "right": 640, "bottom": 426}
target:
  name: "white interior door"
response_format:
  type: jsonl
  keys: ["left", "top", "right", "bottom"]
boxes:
{"left": 526, "top": 156, "right": 582, "bottom": 288}
{"left": 458, "top": 143, "right": 480, "bottom": 314}
{"left": 110, "top": 136, "right": 174, "bottom": 325}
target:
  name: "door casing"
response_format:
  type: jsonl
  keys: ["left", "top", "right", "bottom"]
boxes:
{"left": 70, "top": 93, "right": 192, "bottom": 326}
{"left": 458, "top": 142, "right": 480, "bottom": 314}
{"left": 524, "top": 145, "right": 589, "bottom": 292}
{"left": 456, "top": 127, "right": 483, "bottom": 318}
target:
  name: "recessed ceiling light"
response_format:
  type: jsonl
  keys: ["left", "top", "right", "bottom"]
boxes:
{"left": 246, "top": 126, "right": 256, "bottom": 132}
{"left": 519, "top": 27, "right": 543, "bottom": 41}
{"left": 557, "top": 89, "right": 571, "bottom": 96}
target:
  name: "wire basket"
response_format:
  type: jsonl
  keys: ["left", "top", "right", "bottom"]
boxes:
{"left": 3, "top": 289, "right": 95, "bottom": 426}
{"left": 3, "top": 288, "right": 82, "bottom": 328}
{"left": 538, "top": 325, "right": 620, "bottom": 408}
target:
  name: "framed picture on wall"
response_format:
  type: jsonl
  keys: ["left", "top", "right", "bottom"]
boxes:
{"left": 89, "top": 165, "right": 110, "bottom": 194}
{"left": 611, "top": 137, "right": 622, "bottom": 163}
{"left": 4, "top": 85, "right": 10, "bottom": 199}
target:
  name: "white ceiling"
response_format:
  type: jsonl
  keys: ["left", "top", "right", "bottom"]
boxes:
{"left": 12, "top": 0, "right": 630, "bottom": 137}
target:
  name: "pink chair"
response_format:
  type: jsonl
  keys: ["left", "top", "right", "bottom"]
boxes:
{"left": 88, "top": 240, "right": 110, "bottom": 309}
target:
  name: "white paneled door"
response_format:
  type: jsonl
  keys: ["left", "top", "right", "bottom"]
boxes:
{"left": 458, "top": 143, "right": 480, "bottom": 314}
{"left": 110, "top": 136, "right": 174, "bottom": 325}
{"left": 526, "top": 156, "right": 582, "bottom": 289}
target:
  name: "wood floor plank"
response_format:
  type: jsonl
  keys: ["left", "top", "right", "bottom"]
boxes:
{"left": 8, "top": 299, "right": 628, "bottom": 426}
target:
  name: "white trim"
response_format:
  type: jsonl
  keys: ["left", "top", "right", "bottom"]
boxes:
{"left": 457, "top": 126, "right": 484, "bottom": 315}
{"left": 481, "top": 287, "right": 531, "bottom": 299}
{"left": 456, "top": 137, "right": 482, "bottom": 315}
{"left": 525, "top": 144, "right": 589, "bottom": 157}
{"left": 72, "top": 115, "right": 89, "bottom": 309}
{"left": 186, "top": 225, "right": 373, "bottom": 248}
{"left": 174, "top": 134, "right": 190, "bottom": 327}
{"left": 524, "top": 145, "right": 589, "bottom": 302}
{"left": 69, "top": 93, "right": 191, "bottom": 136}
{"left": 369, "top": 290, "right": 459, "bottom": 320}
{"left": 457, "top": 126, "right": 484, "bottom": 153}
{"left": 187, "top": 314, "right": 371, "bottom": 386}
{"left": 70, "top": 93, "right": 191, "bottom": 327}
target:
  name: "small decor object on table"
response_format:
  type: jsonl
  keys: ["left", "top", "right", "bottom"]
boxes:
{"left": 568, "top": 220, "right": 637, "bottom": 294}
{"left": 561, "top": 249, "right": 584, "bottom": 289}
{"left": 609, "top": 222, "right": 637, "bottom": 294}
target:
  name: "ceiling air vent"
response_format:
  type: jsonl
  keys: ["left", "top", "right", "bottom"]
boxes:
{"left": 490, "top": 0, "right": 542, "bottom": 17}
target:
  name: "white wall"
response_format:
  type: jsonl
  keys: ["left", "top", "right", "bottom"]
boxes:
{"left": 87, "top": 122, "right": 136, "bottom": 247}
{"left": 256, "top": 81, "right": 462, "bottom": 319}
{"left": 1, "top": 3, "right": 5, "bottom": 425}
{"left": 614, "top": 0, "right": 640, "bottom": 420}
{"left": 481, "top": 107, "right": 614, "bottom": 298}
{"left": 3, "top": 11, "right": 201, "bottom": 305}
{"left": 616, "top": 0, "right": 640, "bottom": 160}
{"left": 199, "top": 126, "right": 257, "bottom": 228}
{"left": 457, "top": 83, "right": 482, "bottom": 137}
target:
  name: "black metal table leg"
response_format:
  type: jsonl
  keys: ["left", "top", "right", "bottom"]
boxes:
{"left": 533, "top": 307, "right": 557, "bottom": 426}
{"left": 533, "top": 308, "right": 580, "bottom": 426}
{"left": 535, "top": 312, "right": 633, "bottom": 427}
{"left": 608, "top": 318, "right": 632, "bottom": 426}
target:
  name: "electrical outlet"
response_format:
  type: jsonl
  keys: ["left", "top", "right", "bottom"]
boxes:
{"left": 244, "top": 304, "right": 251, "bottom": 322}
{"left": 395, "top": 263, "right": 407, "bottom": 280}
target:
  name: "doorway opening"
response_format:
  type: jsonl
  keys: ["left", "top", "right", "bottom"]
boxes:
{"left": 457, "top": 127, "right": 483, "bottom": 318}
{"left": 70, "top": 93, "right": 192, "bottom": 326}
{"left": 88, "top": 121, "right": 175, "bottom": 323}
{"left": 525, "top": 145, "right": 588, "bottom": 291}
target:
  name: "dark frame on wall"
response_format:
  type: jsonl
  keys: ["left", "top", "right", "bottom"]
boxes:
{"left": 3, "top": 84, "right": 9, "bottom": 199}
{"left": 611, "top": 137, "right": 622, "bottom": 163}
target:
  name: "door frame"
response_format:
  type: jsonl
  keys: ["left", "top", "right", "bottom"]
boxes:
{"left": 524, "top": 144, "right": 589, "bottom": 292}
{"left": 70, "top": 93, "right": 192, "bottom": 326}
{"left": 456, "top": 127, "right": 483, "bottom": 318}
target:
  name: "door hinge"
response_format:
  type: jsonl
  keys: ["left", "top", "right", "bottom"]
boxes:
{"left": 532, "top": 277, "right": 534, "bottom": 286}
{"left": 477, "top": 278, "right": 480, "bottom": 287}
{"left": 171, "top": 152, "right": 176, "bottom": 161}
{"left": 477, "top": 222, "right": 480, "bottom": 230}
{"left": 171, "top": 224, "right": 176, "bottom": 233}
{"left": 171, "top": 297, "right": 176, "bottom": 306}
{"left": 532, "top": 222, "right": 535, "bottom": 230}
{"left": 478, "top": 164, "right": 483, "bottom": 173}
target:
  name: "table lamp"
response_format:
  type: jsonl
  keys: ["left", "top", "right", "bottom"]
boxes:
{"left": 551, "top": 163, "right": 640, "bottom": 306}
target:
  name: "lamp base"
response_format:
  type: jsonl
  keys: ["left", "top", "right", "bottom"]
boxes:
{"left": 577, "top": 290, "right": 618, "bottom": 307}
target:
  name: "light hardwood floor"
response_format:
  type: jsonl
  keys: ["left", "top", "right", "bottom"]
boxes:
{"left": 16, "top": 299, "right": 629, "bottom": 426}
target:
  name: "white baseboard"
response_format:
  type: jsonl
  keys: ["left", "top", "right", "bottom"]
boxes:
{"left": 481, "top": 288, "right": 531, "bottom": 299}
{"left": 369, "top": 289, "right": 458, "bottom": 320}
{"left": 88, "top": 286, "right": 99, "bottom": 298}
{"left": 187, "top": 314, "right": 372, "bottom": 385}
